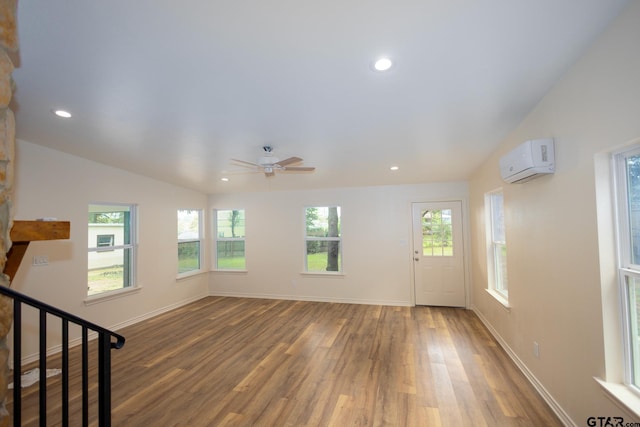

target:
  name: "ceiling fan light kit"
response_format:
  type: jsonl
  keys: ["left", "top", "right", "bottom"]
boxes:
{"left": 231, "top": 146, "right": 316, "bottom": 177}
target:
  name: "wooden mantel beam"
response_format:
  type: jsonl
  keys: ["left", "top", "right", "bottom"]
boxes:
{"left": 10, "top": 220, "right": 70, "bottom": 241}
{"left": 3, "top": 220, "right": 70, "bottom": 281}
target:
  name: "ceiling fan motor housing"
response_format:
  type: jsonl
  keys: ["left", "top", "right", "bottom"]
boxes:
{"left": 258, "top": 155, "right": 279, "bottom": 166}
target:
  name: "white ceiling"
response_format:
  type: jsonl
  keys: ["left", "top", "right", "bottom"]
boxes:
{"left": 10, "top": 1, "right": 628, "bottom": 194}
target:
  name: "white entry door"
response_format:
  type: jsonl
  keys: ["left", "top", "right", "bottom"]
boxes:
{"left": 412, "top": 201, "right": 466, "bottom": 307}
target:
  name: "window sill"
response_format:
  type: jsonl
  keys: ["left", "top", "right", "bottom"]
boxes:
{"left": 594, "top": 377, "right": 640, "bottom": 419}
{"left": 485, "top": 288, "right": 511, "bottom": 311}
{"left": 211, "top": 269, "right": 248, "bottom": 274}
{"left": 176, "top": 270, "right": 206, "bottom": 280}
{"left": 300, "top": 271, "right": 346, "bottom": 278}
{"left": 84, "top": 286, "right": 142, "bottom": 305}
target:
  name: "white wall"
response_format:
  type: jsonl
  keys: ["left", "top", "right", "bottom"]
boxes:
{"left": 11, "top": 140, "right": 209, "bottom": 359}
{"left": 468, "top": 1, "right": 640, "bottom": 423}
{"left": 209, "top": 182, "right": 468, "bottom": 306}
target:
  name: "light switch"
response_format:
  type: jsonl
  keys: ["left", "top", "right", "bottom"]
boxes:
{"left": 32, "top": 255, "right": 49, "bottom": 266}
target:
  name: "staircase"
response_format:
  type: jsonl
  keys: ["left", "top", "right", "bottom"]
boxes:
{"left": 0, "top": 285, "right": 125, "bottom": 426}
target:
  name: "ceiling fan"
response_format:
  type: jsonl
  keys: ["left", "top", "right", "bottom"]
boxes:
{"left": 231, "top": 146, "right": 316, "bottom": 177}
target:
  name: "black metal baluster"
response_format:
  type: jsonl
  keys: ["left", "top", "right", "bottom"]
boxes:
{"left": 12, "top": 299, "right": 22, "bottom": 427}
{"left": 82, "top": 326, "right": 89, "bottom": 426}
{"left": 98, "top": 333, "right": 111, "bottom": 427}
{"left": 62, "top": 318, "right": 69, "bottom": 427}
{"left": 39, "top": 310, "right": 46, "bottom": 427}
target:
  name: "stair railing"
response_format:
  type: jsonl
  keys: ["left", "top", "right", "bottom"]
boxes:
{"left": 0, "top": 285, "right": 125, "bottom": 427}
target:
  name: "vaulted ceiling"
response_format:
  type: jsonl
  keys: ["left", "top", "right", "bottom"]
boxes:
{"left": 10, "top": 1, "right": 629, "bottom": 193}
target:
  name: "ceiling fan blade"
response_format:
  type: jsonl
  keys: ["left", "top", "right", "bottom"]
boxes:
{"left": 275, "top": 156, "right": 303, "bottom": 167}
{"left": 231, "top": 158, "right": 261, "bottom": 168}
{"left": 283, "top": 166, "right": 315, "bottom": 171}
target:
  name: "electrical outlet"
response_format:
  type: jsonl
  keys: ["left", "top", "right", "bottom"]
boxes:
{"left": 32, "top": 255, "right": 49, "bottom": 266}
{"left": 533, "top": 341, "right": 540, "bottom": 358}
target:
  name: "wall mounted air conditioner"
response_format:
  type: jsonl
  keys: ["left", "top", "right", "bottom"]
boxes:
{"left": 499, "top": 138, "right": 555, "bottom": 184}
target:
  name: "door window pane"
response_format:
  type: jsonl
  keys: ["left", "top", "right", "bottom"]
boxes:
{"left": 421, "top": 209, "right": 453, "bottom": 257}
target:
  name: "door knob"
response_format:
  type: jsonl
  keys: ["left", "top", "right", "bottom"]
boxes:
{"left": 414, "top": 258, "right": 419, "bottom": 261}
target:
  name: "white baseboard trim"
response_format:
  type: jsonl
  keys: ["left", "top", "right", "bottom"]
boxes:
{"left": 13, "top": 293, "right": 209, "bottom": 369}
{"left": 107, "top": 293, "right": 208, "bottom": 332}
{"left": 209, "top": 290, "right": 412, "bottom": 307}
{"left": 471, "top": 305, "right": 576, "bottom": 427}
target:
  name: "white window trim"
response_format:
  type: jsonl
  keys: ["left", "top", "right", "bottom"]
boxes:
{"left": 177, "top": 209, "right": 204, "bottom": 278}
{"left": 595, "top": 377, "right": 640, "bottom": 420}
{"left": 612, "top": 145, "right": 640, "bottom": 393}
{"left": 84, "top": 285, "right": 142, "bottom": 305}
{"left": 484, "top": 189, "right": 508, "bottom": 306}
{"left": 485, "top": 288, "right": 511, "bottom": 310}
{"left": 593, "top": 147, "right": 640, "bottom": 418}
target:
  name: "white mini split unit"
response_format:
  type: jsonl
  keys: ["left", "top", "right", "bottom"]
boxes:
{"left": 499, "top": 138, "right": 555, "bottom": 184}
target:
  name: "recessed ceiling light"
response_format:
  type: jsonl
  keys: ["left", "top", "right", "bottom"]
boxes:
{"left": 390, "top": 165, "right": 399, "bottom": 171}
{"left": 53, "top": 109, "right": 72, "bottom": 118}
{"left": 220, "top": 177, "right": 229, "bottom": 182}
{"left": 373, "top": 57, "right": 393, "bottom": 72}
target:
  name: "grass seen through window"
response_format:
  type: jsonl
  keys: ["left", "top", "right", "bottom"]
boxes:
{"left": 306, "top": 251, "right": 341, "bottom": 272}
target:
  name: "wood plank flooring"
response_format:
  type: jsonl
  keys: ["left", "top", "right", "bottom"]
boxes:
{"left": 9, "top": 297, "right": 562, "bottom": 426}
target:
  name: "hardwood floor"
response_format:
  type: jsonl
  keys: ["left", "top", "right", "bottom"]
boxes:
{"left": 10, "top": 297, "right": 562, "bottom": 426}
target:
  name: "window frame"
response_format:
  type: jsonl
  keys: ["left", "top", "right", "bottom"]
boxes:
{"left": 87, "top": 202, "right": 137, "bottom": 297}
{"left": 177, "top": 209, "right": 204, "bottom": 278}
{"left": 613, "top": 144, "right": 640, "bottom": 393}
{"left": 485, "top": 189, "right": 509, "bottom": 304}
{"left": 213, "top": 209, "right": 246, "bottom": 271}
{"left": 304, "top": 206, "right": 342, "bottom": 274}
{"left": 96, "top": 234, "right": 115, "bottom": 252}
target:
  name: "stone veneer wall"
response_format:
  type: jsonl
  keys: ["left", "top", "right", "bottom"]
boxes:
{"left": 0, "top": 1, "right": 17, "bottom": 426}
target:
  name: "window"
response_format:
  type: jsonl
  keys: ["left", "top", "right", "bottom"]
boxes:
{"left": 96, "top": 234, "right": 114, "bottom": 251}
{"left": 420, "top": 209, "right": 453, "bottom": 256}
{"left": 305, "top": 206, "right": 341, "bottom": 273}
{"left": 614, "top": 146, "right": 640, "bottom": 389}
{"left": 215, "top": 209, "right": 246, "bottom": 270}
{"left": 178, "top": 209, "right": 203, "bottom": 275}
{"left": 485, "top": 190, "right": 508, "bottom": 298}
{"left": 88, "top": 203, "right": 136, "bottom": 296}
